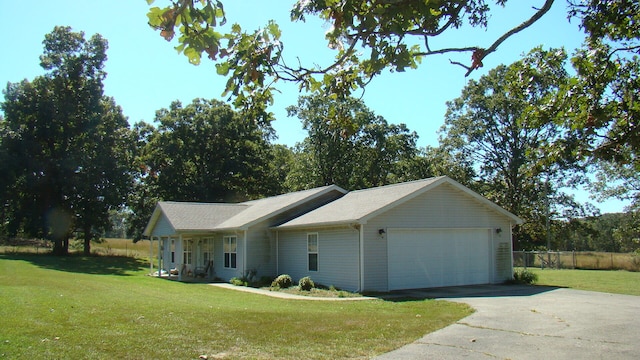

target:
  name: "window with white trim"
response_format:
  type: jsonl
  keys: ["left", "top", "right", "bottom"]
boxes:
{"left": 223, "top": 236, "right": 237, "bottom": 269}
{"left": 307, "top": 233, "right": 318, "bottom": 272}
{"left": 202, "top": 237, "right": 214, "bottom": 266}
{"left": 183, "top": 239, "right": 192, "bottom": 265}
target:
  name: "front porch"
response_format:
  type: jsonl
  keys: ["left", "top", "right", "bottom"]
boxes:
{"left": 149, "top": 235, "right": 216, "bottom": 282}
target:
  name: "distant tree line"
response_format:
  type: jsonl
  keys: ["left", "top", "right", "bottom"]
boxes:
{"left": 1, "top": 25, "right": 638, "bottom": 255}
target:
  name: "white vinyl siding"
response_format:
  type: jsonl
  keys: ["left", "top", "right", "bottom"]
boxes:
{"left": 244, "top": 222, "right": 277, "bottom": 280}
{"left": 150, "top": 213, "right": 175, "bottom": 237}
{"left": 278, "top": 227, "right": 359, "bottom": 291}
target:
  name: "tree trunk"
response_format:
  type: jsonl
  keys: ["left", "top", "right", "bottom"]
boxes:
{"left": 83, "top": 227, "right": 91, "bottom": 256}
{"left": 52, "top": 238, "right": 64, "bottom": 256}
{"left": 52, "top": 236, "right": 69, "bottom": 256}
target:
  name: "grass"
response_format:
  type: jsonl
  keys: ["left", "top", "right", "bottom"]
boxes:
{"left": 525, "top": 268, "right": 640, "bottom": 296}
{"left": 0, "top": 254, "right": 471, "bottom": 359}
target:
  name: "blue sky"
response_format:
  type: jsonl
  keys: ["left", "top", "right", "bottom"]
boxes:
{"left": 0, "top": 1, "right": 629, "bottom": 213}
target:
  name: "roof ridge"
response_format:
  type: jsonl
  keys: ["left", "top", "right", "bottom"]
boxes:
{"left": 347, "top": 176, "right": 443, "bottom": 193}
{"left": 240, "top": 184, "right": 338, "bottom": 204}
{"left": 160, "top": 201, "right": 247, "bottom": 207}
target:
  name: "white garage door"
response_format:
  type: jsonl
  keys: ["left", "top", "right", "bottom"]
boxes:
{"left": 388, "top": 229, "right": 492, "bottom": 291}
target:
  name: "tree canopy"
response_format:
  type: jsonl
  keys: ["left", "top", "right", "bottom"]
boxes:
{"left": 146, "top": 0, "right": 557, "bottom": 122}
{"left": 0, "top": 26, "right": 133, "bottom": 255}
{"left": 439, "top": 47, "right": 589, "bottom": 249}
{"left": 285, "top": 94, "right": 418, "bottom": 190}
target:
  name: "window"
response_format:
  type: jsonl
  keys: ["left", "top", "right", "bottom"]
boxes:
{"left": 308, "top": 233, "right": 318, "bottom": 272}
{"left": 202, "top": 238, "right": 214, "bottom": 266}
{"left": 183, "top": 239, "right": 192, "bottom": 265}
{"left": 223, "top": 236, "right": 237, "bottom": 269}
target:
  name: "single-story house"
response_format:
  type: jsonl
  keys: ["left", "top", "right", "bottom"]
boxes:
{"left": 143, "top": 176, "right": 523, "bottom": 292}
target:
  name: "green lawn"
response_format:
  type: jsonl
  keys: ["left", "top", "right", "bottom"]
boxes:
{"left": 526, "top": 268, "right": 640, "bottom": 296}
{"left": 0, "top": 254, "right": 471, "bottom": 359}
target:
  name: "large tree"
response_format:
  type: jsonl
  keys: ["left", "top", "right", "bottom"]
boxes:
{"left": 126, "top": 98, "right": 280, "bottom": 240}
{"left": 286, "top": 95, "right": 418, "bottom": 190}
{"left": 145, "top": 98, "right": 276, "bottom": 202}
{"left": 439, "top": 47, "right": 584, "bottom": 249}
{"left": 0, "top": 26, "right": 133, "bottom": 255}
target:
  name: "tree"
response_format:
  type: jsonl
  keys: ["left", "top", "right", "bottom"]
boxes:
{"left": 393, "top": 145, "right": 477, "bottom": 188}
{"left": 0, "top": 26, "right": 132, "bottom": 255}
{"left": 439, "top": 47, "right": 583, "bottom": 249}
{"left": 556, "top": 1, "right": 640, "bottom": 200}
{"left": 126, "top": 98, "right": 278, "bottom": 240}
{"left": 286, "top": 95, "right": 418, "bottom": 190}
{"left": 146, "top": 98, "right": 276, "bottom": 202}
{"left": 146, "top": 0, "right": 555, "bottom": 123}
{"left": 71, "top": 98, "right": 134, "bottom": 254}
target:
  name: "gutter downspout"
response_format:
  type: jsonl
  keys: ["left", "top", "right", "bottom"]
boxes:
{"left": 359, "top": 224, "right": 364, "bottom": 292}
{"left": 509, "top": 223, "right": 515, "bottom": 279}
{"left": 276, "top": 230, "right": 279, "bottom": 275}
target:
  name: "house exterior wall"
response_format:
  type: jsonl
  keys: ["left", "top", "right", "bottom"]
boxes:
{"left": 245, "top": 223, "right": 277, "bottom": 280}
{"left": 150, "top": 213, "right": 175, "bottom": 237}
{"left": 213, "top": 232, "right": 245, "bottom": 281}
{"left": 277, "top": 226, "right": 360, "bottom": 291}
{"left": 362, "top": 183, "right": 514, "bottom": 292}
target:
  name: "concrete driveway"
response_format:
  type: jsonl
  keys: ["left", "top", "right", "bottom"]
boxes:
{"left": 375, "top": 285, "right": 640, "bottom": 359}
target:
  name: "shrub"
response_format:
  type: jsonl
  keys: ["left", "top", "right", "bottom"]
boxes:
{"left": 230, "top": 277, "right": 248, "bottom": 287}
{"left": 512, "top": 268, "right": 538, "bottom": 284}
{"left": 298, "top": 276, "right": 315, "bottom": 291}
{"left": 271, "top": 274, "right": 293, "bottom": 289}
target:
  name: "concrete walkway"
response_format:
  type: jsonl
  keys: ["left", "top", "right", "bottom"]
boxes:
{"left": 374, "top": 285, "right": 640, "bottom": 359}
{"left": 209, "top": 283, "right": 375, "bottom": 301}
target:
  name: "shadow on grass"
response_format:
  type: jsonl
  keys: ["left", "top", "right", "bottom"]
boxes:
{"left": 374, "top": 284, "right": 562, "bottom": 302}
{"left": 0, "top": 253, "right": 148, "bottom": 276}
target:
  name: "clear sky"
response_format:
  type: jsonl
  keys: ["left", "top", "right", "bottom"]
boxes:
{"left": 0, "top": 0, "right": 629, "bottom": 213}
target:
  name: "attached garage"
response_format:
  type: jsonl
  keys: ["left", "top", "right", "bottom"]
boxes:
{"left": 387, "top": 228, "right": 492, "bottom": 291}
{"left": 275, "top": 176, "right": 524, "bottom": 292}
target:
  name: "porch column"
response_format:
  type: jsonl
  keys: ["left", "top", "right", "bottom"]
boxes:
{"left": 176, "top": 235, "right": 183, "bottom": 281}
{"left": 157, "top": 237, "right": 162, "bottom": 277}
{"left": 149, "top": 237, "right": 153, "bottom": 275}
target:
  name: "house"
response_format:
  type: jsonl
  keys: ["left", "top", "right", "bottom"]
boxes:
{"left": 143, "top": 176, "right": 523, "bottom": 292}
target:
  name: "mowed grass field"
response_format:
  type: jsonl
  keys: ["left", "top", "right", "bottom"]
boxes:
{"left": 0, "top": 253, "right": 471, "bottom": 360}
{"left": 527, "top": 267, "right": 640, "bottom": 296}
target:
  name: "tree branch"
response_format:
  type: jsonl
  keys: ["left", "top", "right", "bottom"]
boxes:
{"left": 464, "top": 0, "right": 555, "bottom": 76}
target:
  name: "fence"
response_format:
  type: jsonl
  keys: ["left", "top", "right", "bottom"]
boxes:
{"left": 513, "top": 251, "right": 640, "bottom": 272}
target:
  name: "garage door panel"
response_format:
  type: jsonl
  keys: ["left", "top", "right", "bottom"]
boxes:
{"left": 388, "top": 229, "right": 491, "bottom": 290}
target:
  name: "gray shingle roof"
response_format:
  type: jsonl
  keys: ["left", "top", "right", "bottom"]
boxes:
{"left": 275, "top": 177, "right": 444, "bottom": 229}
{"left": 157, "top": 202, "right": 248, "bottom": 231}
{"left": 275, "top": 176, "right": 524, "bottom": 229}
{"left": 143, "top": 185, "right": 347, "bottom": 236}
{"left": 216, "top": 185, "right": 345, "bottom": 230}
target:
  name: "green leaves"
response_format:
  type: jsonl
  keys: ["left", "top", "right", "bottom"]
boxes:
{"left": 146, "top": 1, "right": 555, "bottom": 130}
{"left": 0, "top": 28, "right": 133, "bottom": 250}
